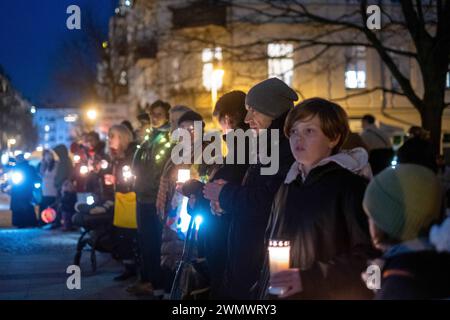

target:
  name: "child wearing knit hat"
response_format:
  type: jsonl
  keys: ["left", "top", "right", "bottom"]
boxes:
{"left": 363, "top": 164, "right": 450, "bottom": 299}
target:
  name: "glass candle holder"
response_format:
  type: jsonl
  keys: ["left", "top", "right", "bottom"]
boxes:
{"left": 268, "top": 240, "right": 291, "bottom": 296}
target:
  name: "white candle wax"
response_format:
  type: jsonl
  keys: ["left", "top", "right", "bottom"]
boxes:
{"left": 268, "top": 240, "right": 291, "bottom": 296}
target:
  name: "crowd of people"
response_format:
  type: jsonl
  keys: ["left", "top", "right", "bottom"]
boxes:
{"left": 5, "top": 77, "right": 450, "bottom": 300}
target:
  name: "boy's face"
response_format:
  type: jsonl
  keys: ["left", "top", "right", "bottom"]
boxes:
{"left": 288, "top": 115, "right": 338, "bottom": 167}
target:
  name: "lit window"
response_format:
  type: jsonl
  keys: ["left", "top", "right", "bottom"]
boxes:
{"left": 119, "top": 70, "right": 128, "bottom": 85}
{"left": 345, "top": 46, "right": 366, "bottom": 89}
{"left": 268, "top": 43, "right": 294, "bottom": 86}
{"left": 202, "top": 48, "right": 223, "bottom": 91}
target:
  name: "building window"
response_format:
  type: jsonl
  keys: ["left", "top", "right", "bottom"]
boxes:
{"left": 119, "top": 70, "right": 128, "bottom": 86}
{"left": 268, "top": 43, "right": 294, "bottom": 86}
{"left": 345, "top": 46, "right": 366, "bottom": 89}
{"left": 202, "top": 47, "right": 223, "bottom": 91}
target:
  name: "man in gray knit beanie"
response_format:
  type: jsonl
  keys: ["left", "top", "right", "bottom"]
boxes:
{"left": 244, "top": 77, "right": 298, "bottom": 131}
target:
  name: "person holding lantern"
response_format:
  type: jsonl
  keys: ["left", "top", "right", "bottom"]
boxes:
{"left": 260, "top": 98, "right": 375, "bottom": 299}
{"left": 38, "top": 149, "right": 59, "bottom": 226}
{"left": 156, "top": 108, "right": 215, "bottom": 298}
{"left": 203, "top": 78, "right": 297, "bottom": 299}
{"left": 130, "top": 100, "right": 172, "bottom": 297}
{"left": 197, "top": 90, "right": 251, "bottom": 299}
{"left": 106, "top": 124, "right": 139, "bottom": 281}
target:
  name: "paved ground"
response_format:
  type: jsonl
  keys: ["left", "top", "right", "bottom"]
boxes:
{"left": 0, "top": 227, "right": 144, "bottom": 300}
{"left": 0, "top": 193, "right": 11, "bottom": 227}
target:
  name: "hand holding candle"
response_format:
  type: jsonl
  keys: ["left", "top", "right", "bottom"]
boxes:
{"left": 268, "top": 240, "right": 302, "bottom": 297}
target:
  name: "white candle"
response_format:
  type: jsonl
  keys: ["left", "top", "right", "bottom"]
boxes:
{"left": 177, "top": 169, "right": 190, "bottom": 183}
{"left": 268, "top": 240, "right": 291, "bottom": 296}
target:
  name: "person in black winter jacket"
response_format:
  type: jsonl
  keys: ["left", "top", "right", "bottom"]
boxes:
{"left": 191, "top": 90, "right": 250, "bottom": 299}
{"left": 203, "top": 78, "right": 298, "bottom": 299}
{"left": 363, "top": 164, "right": 450, "bottom": 299}
{"left": 260, "top": 98, "right": 375, "bottom": 300}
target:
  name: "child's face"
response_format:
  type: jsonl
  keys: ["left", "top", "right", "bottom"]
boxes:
{"left": 289, "top": 115, "right": 338, "bottom": 167}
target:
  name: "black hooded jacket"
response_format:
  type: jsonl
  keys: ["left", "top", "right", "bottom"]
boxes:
{"left": 259, "top": 161, "right": 375, "bottom": 299}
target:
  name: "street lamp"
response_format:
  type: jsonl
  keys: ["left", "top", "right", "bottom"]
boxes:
{"left": 211, "top": 68, "right": 224, "bottom": 109}
{"left": 87, "top": 109, "right": 97, "bottom": 121}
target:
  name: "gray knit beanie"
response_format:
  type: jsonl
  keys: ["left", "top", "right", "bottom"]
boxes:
{"left": 245, "top": 78, "right": 298, "bottom": 118}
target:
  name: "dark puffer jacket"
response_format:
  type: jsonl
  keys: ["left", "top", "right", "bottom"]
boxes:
{"left": 259, "top": 161, "right": 376, "bottom": 299}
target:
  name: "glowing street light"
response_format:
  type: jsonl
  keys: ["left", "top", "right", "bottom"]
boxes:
{"left": 30, "top": 106, "right": 36, "bottom": 114}
{"left": 211, "top": 68, "right": 224, "bottom": 109}
{"left": 86, "top": 109, "right": 97, "bottom": 121}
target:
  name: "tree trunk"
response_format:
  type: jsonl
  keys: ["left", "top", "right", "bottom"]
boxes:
{"left": 420, "top": 99, "right": 444, "bottom": 156}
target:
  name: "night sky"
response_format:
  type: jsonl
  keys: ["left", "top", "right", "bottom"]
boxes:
{"left": 0, "top": 0, "right": 117, "bottom": 107}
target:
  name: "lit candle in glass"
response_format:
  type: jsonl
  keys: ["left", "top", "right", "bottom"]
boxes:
{"left": 268, "top": 240, "right": 291, "bottom": 296}
{"left": 177, "top": 169, "right": 190, "bottom": 183}
{"left": 80, "top": 165, "right": 89, "bottom": 175}
{"left": 122, "top": 165, "right": 133, "bottom": 181}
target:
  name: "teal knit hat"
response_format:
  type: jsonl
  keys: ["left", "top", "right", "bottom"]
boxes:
{"left": 363, "top": 164, "right": 442, "bottom": 242}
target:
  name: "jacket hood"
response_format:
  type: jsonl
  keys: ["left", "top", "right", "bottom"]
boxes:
{"left": 430, "top": 217, "right": 450, "bottom": 253}
{"left": 285, "top": 147, "right": 372, "bottom": 183}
